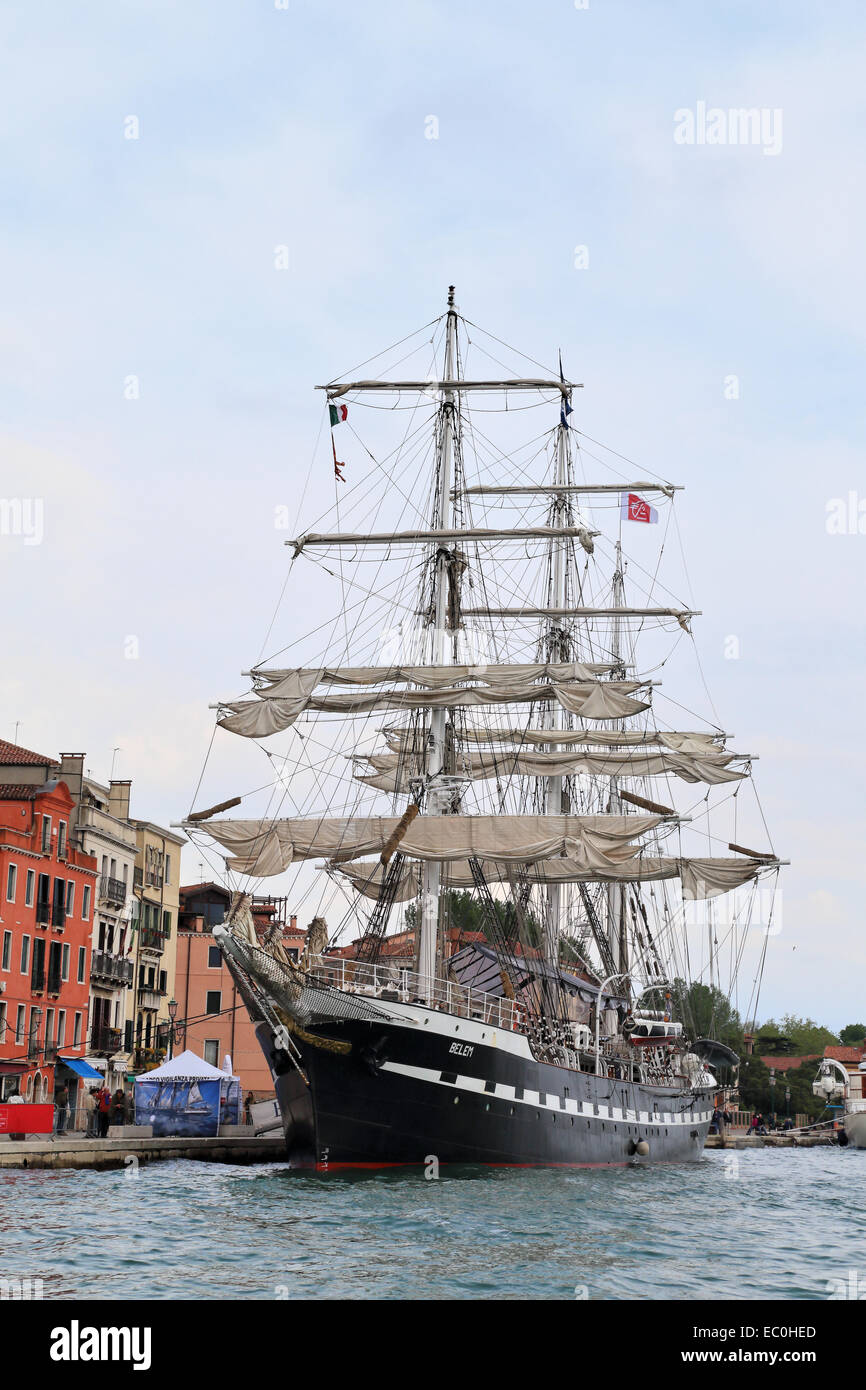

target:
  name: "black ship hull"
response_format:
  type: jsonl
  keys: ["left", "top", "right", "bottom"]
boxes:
{"left": 254, "top": 1006, "right": 713, "bottom": 1170}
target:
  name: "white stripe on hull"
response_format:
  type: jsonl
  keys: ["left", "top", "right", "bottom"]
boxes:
{"left": 380, "top": 1060, "right": 712, "bottom": 1124}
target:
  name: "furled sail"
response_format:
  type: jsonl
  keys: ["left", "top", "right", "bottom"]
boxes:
{"left": 383, "top": 726, "right": 727, "bottom": 754}
{"left": 289, "top": 526, "right": 601, "bottom": 555}
{"left": 251, "top": 660, "right": 622, "bottom": 692}
{"left": 353, "top": 747, "right": 747, "bottom": 792}
{"left": 334, "top": 855, "right": 775, "bottom": 902}
{"left": 217, "top": 675, "right": 651, "bottom": 738}
{"left": 193, "top": 812, "right": 664, "bottom": 877}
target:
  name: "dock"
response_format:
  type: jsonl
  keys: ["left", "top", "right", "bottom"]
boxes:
{"left": 705, "top": 1131, "right": 836, "bottom": 1149}
{"left": 0, "top": 1134, "right": 287, "bottom": 1170}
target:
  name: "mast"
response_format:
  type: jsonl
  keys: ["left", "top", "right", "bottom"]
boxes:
{"left": 606, "top": 540, "right": 628, "bottom": 981}
{"left": 418, "top": 287, "right": 459, "bottom": 994}
{"left": 543, "top": 412, "right": 570, "bottom": 964}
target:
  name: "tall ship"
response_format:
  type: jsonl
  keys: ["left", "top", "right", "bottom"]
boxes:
{"left": 181, "top": 289, "right": 783, "bottom": 1168}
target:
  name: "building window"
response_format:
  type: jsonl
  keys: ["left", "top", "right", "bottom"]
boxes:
{"left": 73, "top": 1012, "right": 82, "bottom": 1047}
{"left": 205, "top": 991, "right": 221, "bottom": 1016}
{"left": 65, "top": 882, "right": 74, "bottom": 916}
{"left": 165, "top": 854, "right": 171, "bottom": 885}
{"left": 0, "top": 1002, "right": 6, "bottom": 1044}
{"left": 24, "top": 869, "right": 34, "bottom": 907}
{"left": 82, "top": 884, "right": 91, "bottom": 920}
{"left": 57, "top": 1011, "right": 66, "bottom": 1047}
{"left": 162, "top": 910, "right": 171, "bottom": 938}
{"left": 77, "top": 946, "right": 86, "bottom": 984}
{"left": 61, "top": 943, "right": 70, "bottom": 981}
{"left": 41, "top": 816, "right": 51, "bottom": 852}
{"left": 45, "top": 1008, "right": 55, "bottom": 1047}
{"left": 207, "top": 945, "right": 221, "bottom": 968}
{"left": 20, "top": 935, "right": 30, "bottom": 974}
{"left": 6, "top": 864, "right": 16, "bottom": 902}
{"left": 203, "top": 1039, "right": 219, "bottom": 1067}
{"left": 36, "top": 873, "right": 50, "bottom": 923}
{"left": 15, "top": 1005, "right": 25, "bottom": 1045}
{"left": 1, "top": 932, "right": 10, "bottom": 971}
{"left": 57, "top": 822, "right": 67, "bottom": 858}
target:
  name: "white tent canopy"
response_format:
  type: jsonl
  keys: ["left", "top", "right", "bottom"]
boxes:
{"left": 137, "top": 1049, "right": 234, "bottom": 1082}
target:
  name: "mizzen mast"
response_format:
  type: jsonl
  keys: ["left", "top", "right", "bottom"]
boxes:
{"left": 606, "top": 540, "right": 628, "bottom": 981}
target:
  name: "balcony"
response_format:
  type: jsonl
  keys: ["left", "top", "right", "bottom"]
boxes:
{"left": 90, "top": 1026, "right": 123, "bottom": 1056}
{"left": 99, "top": 875, "right": 126, "bottom": 908}
{"left": 31, "top": 967, "right": 46, "bottom": 993}
{"left": 35, "top": 901, "right": 50, "bottom": 926}
{"left": 139, "top": 929, "right": 165, "bottom": 955}
{"left": 43, "top": 1043, "right": 58, "bottom": 1063}
{"left": 134, "top": 1046, "right": 167, "bottom": 1069}
{"left": 91, "top": 950, "right": 134, "bottom": 987}
{"left": 138, "top": 986, "right": 167, "bottom": 1011}
{"left": 51, "top": 902, "right": 65, "bottom": 929}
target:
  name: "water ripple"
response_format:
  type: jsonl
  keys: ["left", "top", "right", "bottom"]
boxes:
{"left": 0, "top": 1147, "right": 862, "bottom": 1299}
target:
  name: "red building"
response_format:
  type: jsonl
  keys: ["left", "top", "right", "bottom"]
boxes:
{"left": 0, "top": 740, "right": 98, "bottom": 1116}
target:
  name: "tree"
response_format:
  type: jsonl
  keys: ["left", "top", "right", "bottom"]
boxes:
{"left": 738, "top": 1055, "right": 825, "bottom": 1122}
{"left": 840, "top": 1023, "right": 866, "bottom": 1046}
{"left": 776, "top": 1014, "right": 839, "bottom": 1056}
{"left": 405, "top": 890, "right": 542, "bottom": 949}
{"left": 644, "top": 979, "right": 744, "bottom": 1051}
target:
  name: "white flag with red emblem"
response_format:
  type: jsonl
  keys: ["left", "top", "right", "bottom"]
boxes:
{"left": 621, "top": 492, "right": 658, "bottom": 524}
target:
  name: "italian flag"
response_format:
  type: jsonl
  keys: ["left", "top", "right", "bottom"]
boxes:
{"left": 329, "top": 402, "right": 348, "bottom": 427}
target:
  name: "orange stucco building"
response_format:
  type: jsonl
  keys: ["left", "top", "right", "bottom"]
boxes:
{"left": 173, "top": 884, "right": 305, "bottom": 1102}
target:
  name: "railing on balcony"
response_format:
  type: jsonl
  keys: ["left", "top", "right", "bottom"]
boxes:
{"left": 99, "top": 875, "right": 127, "bottom": 907}
{"left": 43, "top": 1043, "right": 58, "bottom": 1063}
{"left": 31, "top": 966, "right": 46, "bottom": 992}
{"left": 134, "top": 1046, "right": 167, "bottom": 1070}
{"left": 27, "top": 1036, "right": 39, "bottom": 1061}
{"left": 138, "top": 929, "right": 165, "bottom": 954}
{"left": 51, "top": 902, "right": 65, "bottom": 928}
{"left": 137, "top": 988, "right": 167, "bottom": 1012}
{"left": 35, "top": 901, "right": 50, "bottom": 926}
{"left": 90, "top": 950, "right": 134, "bottom": 986}
{"left": 90, "top": 1026, "right": 123, "bottom": 1055}
{"left": 47, "top": 968, "right": 62, "bottom": 995}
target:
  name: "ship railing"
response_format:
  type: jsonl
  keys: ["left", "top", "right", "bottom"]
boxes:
{"left": 304, "top": 955, "right": 519, "bottom": 1032}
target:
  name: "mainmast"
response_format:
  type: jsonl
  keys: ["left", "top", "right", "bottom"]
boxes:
{"left": 543, "top": 410, "right": 570, "bottom": 964}
{"left": 418, "top": 287, "right": 459, "bottom": 994}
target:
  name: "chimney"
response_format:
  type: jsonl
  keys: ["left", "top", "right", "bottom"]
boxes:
{"left": 58, "top": 753, "right": 86, "bottom": 833}
{"left": 109, "top": 780, "right": 132, "bottom": 821}
{"left": 290, "top": 914, "right": 297, "bottom": 932}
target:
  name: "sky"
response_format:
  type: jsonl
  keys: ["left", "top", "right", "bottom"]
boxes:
{"left": 0, "top": 0, "right": 863, "bottom": 1030}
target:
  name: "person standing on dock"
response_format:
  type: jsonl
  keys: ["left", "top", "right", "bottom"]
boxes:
{"left": 96, "top": 1085, "right": 112, "bottom": 1139}
{"left": 7, "top": 1087, "right": 25, "bottom": 1141}
{"left": 53, "top": 1081, "right": 69, "bottom": 1135}
{"left": 84, "top": 1087, "right": 98, "bottom": 1137}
